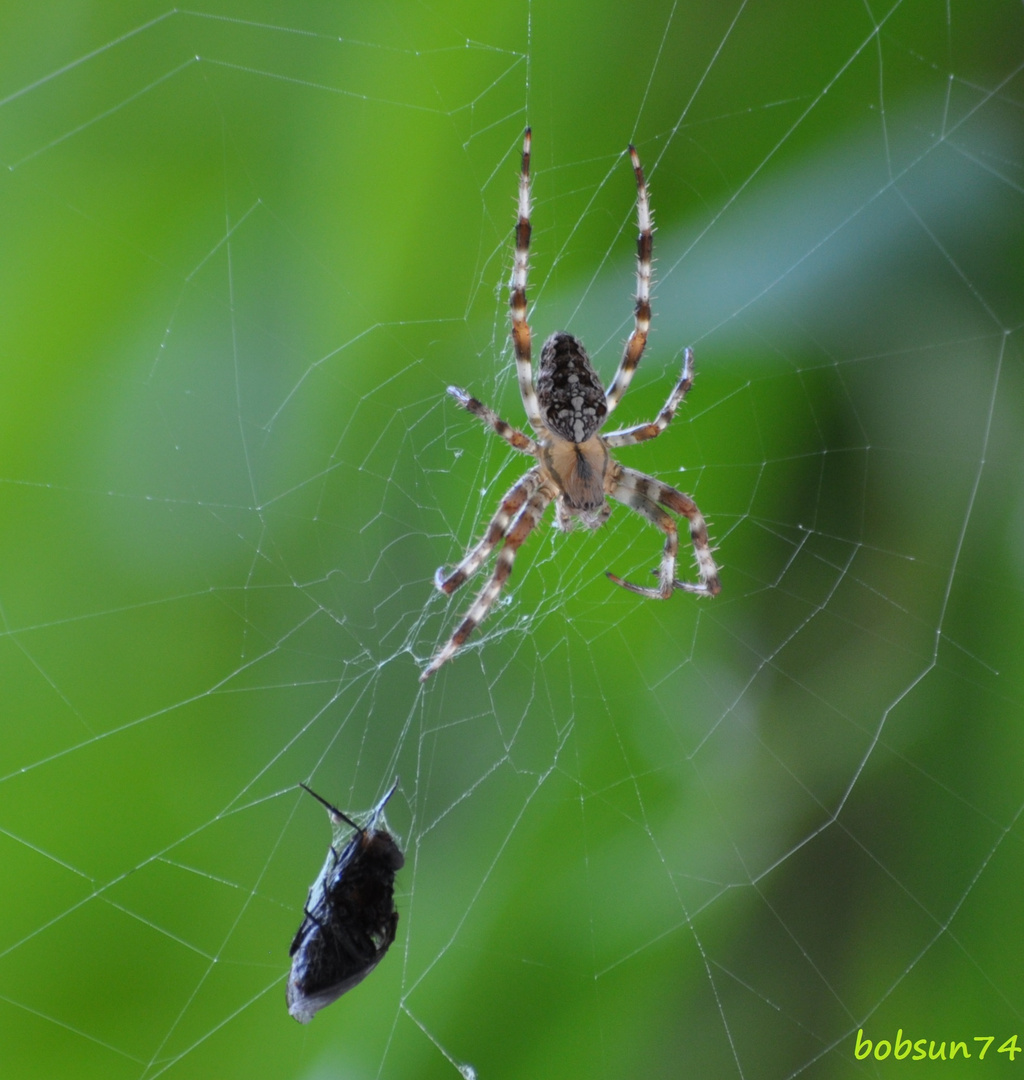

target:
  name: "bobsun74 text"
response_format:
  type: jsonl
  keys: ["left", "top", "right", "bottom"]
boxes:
{"left": 855, "top": 1029, "right": 1022, "bottom": 1062}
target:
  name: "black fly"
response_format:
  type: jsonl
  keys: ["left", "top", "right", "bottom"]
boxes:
{"left": 287, "top": 778, "right": 404, "bottom": 1023}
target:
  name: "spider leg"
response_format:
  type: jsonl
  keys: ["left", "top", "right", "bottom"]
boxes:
{"left": 447, "top": 386, "right": 539, "bottom": 455}
{"left": 605, "top": 466, "right": 721, "bottom": 599}
{"left": 422, "top": 481, "right": 553, "bottom": 680}
{"left": 434, "top": 468, "right": 542, "bottom": 595}
{"left": 603, "top": 145, "right": 652, "bottom": 417}
{"left": 603, "top": 348, "right": 694, "bottom": 449}
{"left": 510, "top": 128, "right": 545, "bottom": 435}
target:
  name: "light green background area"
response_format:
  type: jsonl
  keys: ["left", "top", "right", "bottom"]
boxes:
{"left": 1, "top": 3, "right": 1022, "bottom": 1078}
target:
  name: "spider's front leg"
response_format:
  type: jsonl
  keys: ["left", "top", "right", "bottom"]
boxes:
{"left": 434, "top": 469, "right": 542, "bottom": 596}
{"left": 605, "top": 466, "right": 720, "bottom": 599}
{"left": 423, "top": 479, "right": 554, "bottom": 681}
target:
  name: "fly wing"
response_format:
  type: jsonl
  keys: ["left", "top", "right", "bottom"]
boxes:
{"left": 287, "top": 953, "right": 386, "bottom": 1024}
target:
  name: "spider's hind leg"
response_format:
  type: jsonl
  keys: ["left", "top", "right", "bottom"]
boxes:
{"left": 510, "top": 128, "right": 545, "bottom": 435}
{"left": 603, "top": 144, "right": 653, "bottom": 417}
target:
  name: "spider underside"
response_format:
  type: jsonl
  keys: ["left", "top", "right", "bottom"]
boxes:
{"left": 422, "top": 130, "right": 720, "bottom": 681}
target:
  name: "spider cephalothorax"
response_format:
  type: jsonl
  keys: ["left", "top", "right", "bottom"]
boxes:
{"left": 422, "top": 130, "right": 720, "bottom": 680}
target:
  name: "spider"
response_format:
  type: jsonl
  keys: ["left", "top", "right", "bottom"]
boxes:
{"left": 421, "top": 130, "right": 720, "bottom": 681}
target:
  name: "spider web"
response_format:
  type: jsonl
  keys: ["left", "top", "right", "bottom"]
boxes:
{"left": 1, "top": 3, "right": 1022, "bottom": 1078}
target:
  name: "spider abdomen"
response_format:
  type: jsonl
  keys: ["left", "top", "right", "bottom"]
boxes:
{"left": 537, "top": 332, "right": 608, "bottom": 444}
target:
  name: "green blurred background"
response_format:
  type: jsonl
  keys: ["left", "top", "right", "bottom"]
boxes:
{"left": 1, "top": 2, "right": 1022, "bottom": 1078}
